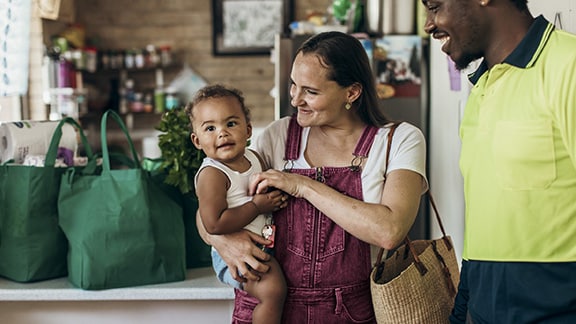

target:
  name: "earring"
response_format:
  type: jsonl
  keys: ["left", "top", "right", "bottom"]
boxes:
{"left": 345, "top": 102, "right": 351, "bottom": 110}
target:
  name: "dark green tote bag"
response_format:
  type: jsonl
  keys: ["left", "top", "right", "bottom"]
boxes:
{"left": 0, "top": 118, "right": 93, "bottom": 282}
{"left": 58, "top": 110, "right": 186, "bottom": 290}
{"left": 142, "top": 158, "right": 211, "bottom": 269}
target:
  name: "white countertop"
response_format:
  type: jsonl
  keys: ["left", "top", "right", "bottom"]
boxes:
{"left": 0, "top": 267, "right": 235, "bottom": 301}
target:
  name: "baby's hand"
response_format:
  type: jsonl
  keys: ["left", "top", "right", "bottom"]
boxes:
{"left": 251, "top": 190, "right": 288, "bottom": 214}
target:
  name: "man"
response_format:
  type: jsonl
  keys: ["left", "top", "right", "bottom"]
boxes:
{"left": 421, "top": 0, "right": 576, "bottom": 323}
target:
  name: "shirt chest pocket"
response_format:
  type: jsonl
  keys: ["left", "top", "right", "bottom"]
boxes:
{"left": 492, "top": 120, "right": 556, "bottom": 190}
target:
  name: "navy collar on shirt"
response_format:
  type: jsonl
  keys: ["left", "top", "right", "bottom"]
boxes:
{"left": 468, "top": 15, "right": 553, "bottom": 85}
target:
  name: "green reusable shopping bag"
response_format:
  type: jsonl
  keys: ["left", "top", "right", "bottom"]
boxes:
{"left": 142, "top": 158, "right": 211, "bottom": 269}
{"left": 0, "top": 118, "right": 93, "bottom": 282}
{"left": 58, "top": 110, "right": 186, "bottom": 290}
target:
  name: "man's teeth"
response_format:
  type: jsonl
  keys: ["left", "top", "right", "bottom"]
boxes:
{"left": 440, "top": 36, "right": 450, "bottom": 46}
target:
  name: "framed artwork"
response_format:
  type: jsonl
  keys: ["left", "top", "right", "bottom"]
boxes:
{"left": 374, "top": 35, "right": 422, "bottom": 98}
{"left": 212, "top": 0, "right": 293, "bottom": 56}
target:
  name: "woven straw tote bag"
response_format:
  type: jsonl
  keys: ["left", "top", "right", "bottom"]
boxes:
{"left": 370, "top": 123, "right": 460, "bottom": 323}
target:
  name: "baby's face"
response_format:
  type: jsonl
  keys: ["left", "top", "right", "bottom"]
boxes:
{"left": 190, "top": 97, "right": 252, "bottom": 165}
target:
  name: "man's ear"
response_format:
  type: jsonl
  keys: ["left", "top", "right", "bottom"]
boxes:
{"left": 190, "top": 132, "right": 202, "bottom": 150}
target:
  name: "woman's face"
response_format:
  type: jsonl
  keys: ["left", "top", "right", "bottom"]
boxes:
{"left": 289, "top": 52, "right": 351, "bottom": 127}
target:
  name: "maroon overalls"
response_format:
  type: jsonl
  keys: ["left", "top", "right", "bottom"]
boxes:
{"left": 233, "top": 117, "right": 378, "bottom": 323}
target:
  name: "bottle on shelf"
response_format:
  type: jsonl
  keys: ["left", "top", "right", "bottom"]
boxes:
{"left": 143, "top": 92, "right": 154, "bottom": 113}
{"left": 131, "top": 92, "right": 144, "bottom": 113}
{"left": 120, "top": 78, "right": 135, "bottom": 114}
{"left": 154, "top": 69, "right": 165, "bottom": 113}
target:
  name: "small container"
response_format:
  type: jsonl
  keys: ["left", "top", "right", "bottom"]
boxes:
{"left": 164, "top": 88, "right": 179, "bottom": 110}
{"left": 143, "top": 92, "right": 154, "bottom": 113}
{"left": 124, "top": 49, "right": 135, "bottom": 69}
{"left": 109, "top": 50, "right": 121, "bottom": 69}
{"left": 84, "top": 47, "right": 98, "bottom": 72}
{"left": 131, "top": 92, "right": 144, "bottom": 112}
{"left": 146, "top": 44, "right": 160, "bottom": 67}
{"left": 134, "top": 49, "right": 145, "bottom": 69}
{"left": 101, "top": 50, "right": 111, "bottom": 70}
{"left": 159, "top": 45, "right": 172, "bottom": 67}
{"left": 73, "top": 49, "right": 85, "bottom": 71}
{"left": 154, "top": 88, "right": 165, "bottom": 113}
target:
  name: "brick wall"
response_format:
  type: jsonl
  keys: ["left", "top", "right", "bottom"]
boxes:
{"left": 66, "top": 0, "right": 331, "bottom": 127}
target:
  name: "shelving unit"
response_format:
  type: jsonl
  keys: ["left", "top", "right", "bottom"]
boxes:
{"left": 76, "top": 60, "right": 183, "bottom": 157}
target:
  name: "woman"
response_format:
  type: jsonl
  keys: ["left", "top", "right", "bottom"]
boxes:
{"left": 198, "top": 31, "right": 428, "bottom": 323}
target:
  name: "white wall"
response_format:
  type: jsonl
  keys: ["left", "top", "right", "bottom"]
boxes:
{"left": 428, "top": 39, "right": 467, "bottom": 263}
{"left": 529, "top": 1, "right": 576, "bottom": 33}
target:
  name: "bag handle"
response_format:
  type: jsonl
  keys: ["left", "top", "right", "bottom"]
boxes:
{"left": 100, "top": 110, "right": 141, "bottom": 172}
{"left": 46, "top": 117, "right": 94, "bottom": 167}
{"left": 374, "top": 123, "right": 454, "bottom": 269}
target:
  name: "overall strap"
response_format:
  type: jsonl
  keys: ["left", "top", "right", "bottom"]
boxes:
{"left": 353, "top": 125, "right": 380, "bottom": 157}
{"left": 284, "top": 114, "right": 303, "bottom": 161}
{"left": 284, "top": 114, "right": 382, "bottom": 162}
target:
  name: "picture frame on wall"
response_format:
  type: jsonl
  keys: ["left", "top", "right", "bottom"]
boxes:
{"left": 374, "top": 35, "right": 423, "bottom": 98}
{"left": 212, "top": 0, "right": 293, "bottom": 56}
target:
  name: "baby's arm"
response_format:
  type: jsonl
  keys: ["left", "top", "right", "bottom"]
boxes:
{"left": 197, "top": 166, "right": 284, "bottom": 235}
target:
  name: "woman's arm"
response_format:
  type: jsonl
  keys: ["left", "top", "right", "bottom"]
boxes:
{"left": 196, "top": 211, "right": 271, "bottom": 282}
{"left": 250, "top": 168, "right": 423, "bottom": 250}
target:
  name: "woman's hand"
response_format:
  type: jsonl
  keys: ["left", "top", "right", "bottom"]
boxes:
{"left": 211, "top": 230, "right": 272, "bottom": 282}
{"left": 197, "top": 212, "right": 272, "bottom": 282}
{"left": 248, "top": 168, "right": 425, "bottom": 250}
{"left": 249, "top": 169, "right": 309, "bottom": 198}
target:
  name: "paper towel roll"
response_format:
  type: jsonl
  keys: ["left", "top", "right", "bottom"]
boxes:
{"left": 382, "top": 0, "right": 395, "bottom": 35}
{"left": 142, "top": 133, "right": 162, "bottom": 159}
{"left": 393, "top": 0, "right": 416, "bottom": 34}
{"left": 0, "top": 120, "right": 78, "bottom": 164}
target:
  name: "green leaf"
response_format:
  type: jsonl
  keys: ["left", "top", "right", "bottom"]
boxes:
{"left": 155, "top": 108, "right": 205, "bottom": 194}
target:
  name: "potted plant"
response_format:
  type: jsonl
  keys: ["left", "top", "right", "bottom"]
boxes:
{"left": 155, "top": 107, "right": 211, "bottom": 269}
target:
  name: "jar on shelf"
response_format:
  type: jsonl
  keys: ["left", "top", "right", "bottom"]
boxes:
{"left": 159, "top": 45, "right": 172, "bottom": 67}
{"left": 84, "top": 47, "right": 98, "bottom": 72}
{"left": 124, "top": 49, "right": 135, "bottom": 69}
{"left": 164, "top": 87, "right": 180, "bottom": 110}
{"left": 101, "top": 50, "right": 111, "bottom": 70}
{"left": 145, "top": 44, "right": 160, "bottom": 68}
{"left": 143, "top": 92, "right": 154, "bottom": 113}
{"left": 131, "top": 92, "right": 144, "bottom": 113}
{"left": 134, "top": 49, "right": 145, "bottom": 69}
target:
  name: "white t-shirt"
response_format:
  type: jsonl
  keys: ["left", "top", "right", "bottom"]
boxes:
{"left": 253, "top": 117, "right": 428, "bottom": 203}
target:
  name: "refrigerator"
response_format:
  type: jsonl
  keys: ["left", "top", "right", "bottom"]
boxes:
{"left": 273, "top": 33, "right": 431, "bottom": 240}
{"left": 427, "top": 1, "right": 576, "bottom": 262}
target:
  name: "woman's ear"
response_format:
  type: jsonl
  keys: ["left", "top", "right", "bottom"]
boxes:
{"left": 347, "top": 82, "right": 362, "bottom": 104}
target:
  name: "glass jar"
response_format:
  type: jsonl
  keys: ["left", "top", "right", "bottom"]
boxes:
{"left": 159, "top": 45, "right": 172, "bottom": 67}
{"left": 164, "top": 87, "right": 179, "bottom": 110}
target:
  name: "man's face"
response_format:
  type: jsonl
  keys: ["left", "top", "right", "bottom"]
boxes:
{"left": 422, "top": 0, "right": 486, "bottom": 70}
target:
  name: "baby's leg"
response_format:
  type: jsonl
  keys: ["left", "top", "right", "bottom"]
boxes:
{"left": 244, "top": 256, "right": 287, "bottom": 324}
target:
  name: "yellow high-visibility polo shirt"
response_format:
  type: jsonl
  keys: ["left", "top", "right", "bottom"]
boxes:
{"left": 460, "top": 16, "right": 576, "bottom": 262}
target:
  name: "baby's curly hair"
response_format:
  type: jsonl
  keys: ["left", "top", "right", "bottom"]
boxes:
{"left": 185, "top": 84, "right": 251, "bottom": 130}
